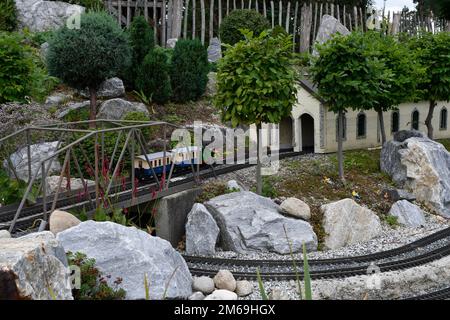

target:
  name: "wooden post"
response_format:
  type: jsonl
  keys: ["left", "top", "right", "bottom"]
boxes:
{"left": 118, "top": 0, "right": 122, "bottom": 25}
{"left": 144, "top": 0, "right": 149, "bottom": 21}
{"left": 162, "top": 0, "right": 166, "bottom": 46}
{"left": 348, "top": 13, "right": 352, "bottom": 31}
{"left": 241, "top": 0, "right": 244, "bottom": 9}
{"left": 312, "top": 2, "right": 317, "bottom": 42}
{"left": 248, "top": 0, "right": 251, "bottom": 9}
{"left": 354, "top": 6, "right": 358, "bottom": 30}
{"left": 153, "top": 0, "right": 157, "bottom": 43}
{"left": 343, "top": 5, "right": 346, "bottom": 29}
{"left": 167, "top": 0, "right": 172, "bottom": 39}
{"left": 227, "top": 0, "right": 230, "bottom": 15}
{"left": 234, "top": 0, "right": 236, "bottom": 10}
{"left": 359, "top": 7, "right": 364, "bottom": 31}
{"left": 256, "top": 0, "right": 258, "bottom": 13}
{"left": 319, "top": 2, "right": 323, "bottom": 25}
{"left": 201, "top": 0, "right": 206, "bottom": 45}
{"left": 263, "top": 0, "right": 266, "bottom": 17}
{"left": 192, "top": 0, "right": 196, "bottom": 39}
{"left": 292, "top": 1, "right": 298, "bottom": 51}
{"left": 337, "top": 4, "right": 340, "bottom": 22}
{"left": 270, "top": 1, "right": 274, "bottom": 28}
{"left": 209, "top": 0, "right": 214, "bottom": 41}
{"left": 330, "top": 2, "right": 334, "bottom": 18}
{"left": 126, "top": 0, "right": 131, "bottom": 26}
{"left": 299, "top": 3, "right": 312, "bottom": 53}
{"left": 219, "top": 0, "right": 222, "bottom": 26}
{"left": 285, "top": 1, "right": 290, "bottom": 32}
{"left": 184, "top": 0, "right": 190, "bottom": 38}
{"left": 278, "top": 0, "right": 282, "bottom": 26}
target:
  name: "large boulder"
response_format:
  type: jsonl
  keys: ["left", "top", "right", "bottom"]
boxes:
{"left": 279, "top": 197, "right": 311, "bottom": 220}
{"left": 3, "top": 141, "right": 62, "bottom": 182}
{"left": 205, "top": 191, "right": 318, "bottom": 254}
{"left": 56, "top": 101, "right": 90, "bottom": 119}
{"left": 381, "top": 135, "right": 450, "bottom": 217}
{"left": 185, "top": 203, "right": 219, "bottom": 256}
{"left": 207, "top": 37, "right": 222, "bottom": 63}
{"left": 313, "top": 15, "right": 350, "bottom": 56}
{"left": 321, "top": 198, "right": 382, "bottom": 250}
{"left": 97, "top": 98, "right": 149, "bottom": 120}
{"left": 15, "top": 0, "right": 85, "bottom": 32}
{"left": 0, "top": 231, "right": 72, "bottom": 299}
{"left": 79, "top": 78, "right": 125, "bottom": 99}
{"left": 44, "top": 92, "right": 72, "bottom": 109}
{"left": 57, "top": 221, "right": 192, "bottom": 300}
{"left": 49, "top": 210, "right": 81, "bottom": 235}
{"left": 389, "top": 200, "right": 426, "bottom": 228}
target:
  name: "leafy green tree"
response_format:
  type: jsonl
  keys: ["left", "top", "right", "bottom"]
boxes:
{"left": 0, "top": 0, "right": 17, "bottom": 31}
{"left": 126, "top": 15, "right": 155, "bottom": 89}
{"left": 47, "top": 12, "right": 131, "bottom": 127}
{"left": 364, "top": 32, "right": 423, "bottom": 144}
{"left": 408, "top": 32, "right": 450, "bottom": 139}
{"left": 310, "top": 31, "right": 392, "bottom": 181}
{"left": 215, "top": 29, "right": 296, "bottom": 194}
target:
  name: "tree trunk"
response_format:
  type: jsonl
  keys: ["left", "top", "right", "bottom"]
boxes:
{"left": 89, "top": 87, "right": 97, "bottom": 128}
{"left": 425, "top": 100, "right": 436, "bottom": 139}
{"left": 256, "top": 123, "right": 262, "bottom": 195}
{"left": 337, "top": 110, "right": 345, "bottom": 182}
{"left": 377, "top": 108, "right": 387, "bottom": 145}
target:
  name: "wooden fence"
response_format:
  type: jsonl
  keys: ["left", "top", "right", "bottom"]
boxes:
{"left": 103, "top": 0, "right": 450, "bottom": 52}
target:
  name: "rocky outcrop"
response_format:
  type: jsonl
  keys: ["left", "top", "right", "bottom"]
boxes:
{"left": 45, "top": 176, "right": 95, "bottom": 194}
{"left": 79, "top": 78, "right": 125, "bottom": 99}
{"left": 49, "top": 210, "right": 81, "bottom": 235}
{"left": 15, "top": 0, "right": 85, "bottom": 32}
{"left": 97, "top": 98, "right": 149, "bottom": 120}
{"left": 205, "top": 191, "right": 318, "bottom": 254}
{"left": 185, "top": 204, "right": 219, "bottom": 256}
{"left": 57, "top": 221, "right": 192, "bottom": 300}
{"left": 311, "top": 255, "right": 450, "bottom": 300}
{"left": 279, "top": 197, "right": 311, "bottom": 220}
{"left": 44, "top": 93, "right": 72, "bottom": 109}
{"left": 3, "top": 141, "right": 62, "bottom": 182}
{"left": 321, "top": 198, "right": 382, "bottom": 250}
{"left": 389, "top": 200, "right": 426, "bottom": 228}
{"left": 0, "top": 231, "right": 72, "bottom": 300}
{"left": 381, "top": 135, "right": 450, "bottom": 217}
{"left": 313, "top": 15, "right": 350, "bottom": 56}
{"left": 207, "top": 37, "right": 222, "bottom": 63}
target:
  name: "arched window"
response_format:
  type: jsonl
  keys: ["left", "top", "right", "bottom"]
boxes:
{"left": 391, "top": 110, "right": 400, "bottom": 133}
{"left": 440, "top": 107, "right": 448, "bottom": 130}
{"left": 357, "top": 113, "right": 366, "bottom": 139}
{"left": 336, "top": 114, "right": 347, "bottom": 141}
{"left": 411, "top": 110, "right": 419, "bottom": 130}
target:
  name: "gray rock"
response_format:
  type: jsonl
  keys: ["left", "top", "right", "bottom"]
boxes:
{"left": 269, "top": 288, "right": 290, "bottom": 300}
{"left": 393, "top": 130, "right": 424, "bottom": 143}
{"left": 3, "top": 141, "right": 62, "bottom": 182}
{"left": 56, "top": 100, "right": 90, "bottom": 119}
{"left": 279, "top": 197, "right": 311, "bottom": 220}
{"left": 185, "top": 204, "right": 219, "bottom": 256}
{"left": 79, "top": 78, "right": 125, "bottom": 99}
{"left": 97, "top": 98, "right": 149, "bottom": 120}
{"left": 204, "top": 72, "right": 218, "bottom": 97}
{"left": 207, "top": 37, "right": 222, "bottom": 63}
{"left": 204, "top": 289, "right": 238, "bottom": 300}
{"left": 15, "top": 0, "right": 85, "bottom": 32}
{"left": 227, "top": 179, "right": 243, "bottom": 191}
{"left": 235, "top": 280, "right": 253, "bottom": 297}
{"left": 49, "top": 210, "right": 81, "bottom": 235}
{"left": 192, "top": 276, "right": 215, "bottom": 294}
{"left": 382, "top": 188, "right": 416, "bottom": 202}
{"left": 189, "top": 291, "right": 205, "bottom": 300}
{"left": 389, "top": 200, "right": 426, "bottom": 228}
{"left": 321, "top": 198, "right": 382, "bottom": 250}
{"left": 205, "top": 191, "right": 318, "bottom": 254}
{"left": 45, "top": 176, "right": 95, "bottom": 194}
{"left": 57, "top": 221, "right": 192, "bottom": 300}
{"left": 381, "top": 136, "right": 450, "bottom": 217}
{"left": 0, "top": 231, "right": 72, "bottom": 299}
{"left": 45, "top": 93, "right": 72, "bottom": 109}
{"left": 313, "top": 15, "right": 350, "bottom": 56}
{"left": 0, "top": 230, "right": 11, "bottom": 238}
{"left": 40, "top": 42, "right": 49, "bottom": 62}
{"left": 213, "top": 270, "right": 236, "bottom": 292}
{"left": 166, "top": 38, "right": 178, "bottom": 49}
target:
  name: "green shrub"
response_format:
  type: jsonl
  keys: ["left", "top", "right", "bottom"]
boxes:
{"left": 28, "top": 48, "right": 60, "bottom": 103}
{"left": 122, "top": 111, "right": 155, "bottom": 139}
{"left": 170, "top": 39, "right": 209, "bottom": 102}
{"left": 219, "top": 9, "right": 270, "bottom": 46}
{"left": 0, "top": 0, "right": 17, "bottom": 32}
{"left": 0, "top": 32, "right": 34, "bottom": 103}
{"left": 135, "top": 47, "right": 172, "bottom": 104}
{"left": 67, "top": 251, "right": 126, "bottom": 300}
{"left": 47, "top": 12, "right": 131, "bottom": 124}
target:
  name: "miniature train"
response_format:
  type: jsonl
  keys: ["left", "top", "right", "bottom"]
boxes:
{"left": 134, "top": 146, "right": 202, "bottom": 181}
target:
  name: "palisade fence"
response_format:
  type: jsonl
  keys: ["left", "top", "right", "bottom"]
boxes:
{"left": 103, "top": 0, "right": 450, "bottom": 52}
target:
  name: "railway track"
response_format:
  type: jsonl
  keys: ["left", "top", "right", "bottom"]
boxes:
{"left": 1, "top": 151, "right": 300, "bottom": 234}
{"left": 407, "top": 287, "right": 450, "bottom": 300}
{"left": 184, "top": 226, "right": 450, "bottom": 280}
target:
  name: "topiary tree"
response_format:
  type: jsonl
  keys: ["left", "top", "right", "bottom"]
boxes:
{"left": 0, "top": 32, "right": 34, "bottom": 103}
{"left": 214, "top": 29, "right": 296, "bottom": 194}
{"left": 219, "top": 9, "right": 270, "bottom": 46}
{"left": 408, "top": 31, "right": 450, "bottom": 139}
{"left": 126, "top": 15, "right": 155, "bottom": 89}
{"left": 170, "top": 39, "right": 209, "bottom": 102}
{"left": 310, "top": 31, "right": 392, "bottom": 181}
{"left": 47, "top": 12, "right": 131, "bottom": 128}
{"left": 0, "top": 0, "right": 17, "bottom": 32}
{"left": 135, "top": 47, "right": 172, "bottom": 104}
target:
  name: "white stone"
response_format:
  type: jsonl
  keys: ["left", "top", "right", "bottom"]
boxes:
{"left": 188, "top": 291, "right": 205, "bottom": 300}
{"left": 227, "top": 179, "right": 243, "bottom": 191}
{"left": 0, "top": 230, "right": 11, "bottom": 238}
{"left": 280, "top": 197, "right": 311, "bottom": 220}
{"left": 389, "top": 200, "right": 426, "bottom": 227}
{"left": 235, "top": 280, "right": 253, "bottom": 297}
{"left": 45, "top": 176, "right": 95, "bottom": 194}
{"left": 97, "top": 98, "right": 149, "bottom": 120}
{"left": 204, "top": 289, "right": 238, "bottom": 300}
{"left": 185, "top": 204, "right": 219, "bottom": 256}
{"left": 269, "top": 288, "right": 290, "bottom": 300}
{"left": 321, "top": 198, "right": 382, "bottom": 250}
{"left": 207, "top": 37, "right": 222, "bottom": 63}
{"left": 0, "top": 231, "right": 72, "bottom": 299}
{"left": 213, "top": 270, "right": 236, "bottom": 292}
{"left": 192, "top": 276, "right": 215, "bottom": 294}
{"left": 313, "top": 15, "right": 350, "bottom": 56}
{"left": 57, "top": 221, "right": 192, "bottom": 300}
{"left": 49, "top": 210, "right": 81, "bottom": 235}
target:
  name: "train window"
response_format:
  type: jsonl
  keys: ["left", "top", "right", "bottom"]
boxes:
{"left": 138, "top": 161, "right": 143, "bottom": 168}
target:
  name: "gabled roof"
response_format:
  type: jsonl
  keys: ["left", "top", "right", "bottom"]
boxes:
{"left": 297, "top": 78, "right": 325, "bottom": 104}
